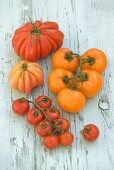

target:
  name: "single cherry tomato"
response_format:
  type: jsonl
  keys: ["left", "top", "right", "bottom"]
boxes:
{"left": 48, "top": 68, "right": 74, "bottom": 94}
{"left": 54, "top": 118, "right": 70, "bottom": 131}
{"left": 43, "top": 135, "right": 59, "bottom": 150}
{"left": 12, "top": 98, "right": 30, "bottom": 115}
{"left": 45, "top": 107, "right": 60, "bottom": 120}
{"left": 36, "top": 120, "right": 52, "bottom": 137}
{"left": 26, "top": 108, "right": 44, "bottom": 125}
{"left": 82, "top": 124, "right": 99, "bottom": 141}
{"left": 51, "top": 48, "right": 79, "bottom": 72}
{"left": 57, "top": 88, "right": 86, "bottom": 113}
{"left": 35, "top": 96, "right": 52, "bottom": 109}
{"left": 59, "top": 132, "right": 74, "bottom": 146}
{"left": 76, "top": 70, "right": 103, "bottom": 97}
{"left": 82, "top": 48, "right": 107, "bottom": 74}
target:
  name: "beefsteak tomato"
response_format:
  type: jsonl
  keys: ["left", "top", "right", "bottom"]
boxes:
{"left": 12, "top": 20, "right": 64, "bottom": 61}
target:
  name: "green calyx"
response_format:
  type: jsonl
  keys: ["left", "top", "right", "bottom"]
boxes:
{"left": 22, "top": 63, "right": 27, "bottom": 70}
{"left": 42, "top": 97, "right": 48, "bottom": 103}
{"left": 63, "top": 75, "right": 72, "bottom": 84}
{"left": 82, "top": 55, "right": 95, "bottom": 65}
{"left": 30, "top": 24, "right": 40, "bottom": 35}
{"left": 65, "top": 51, "right": 74, "bottom": 61}
{"left": 33, "top": 110, "right": 39, "bottom": 117}
{"left": 77, "top": 72, "right": 88, "bottom": 82}
{"left": 19, "top": 97, "right": 27, "bottom": 102}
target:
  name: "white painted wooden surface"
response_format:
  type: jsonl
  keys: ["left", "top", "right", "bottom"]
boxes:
{"left": 0, "top": 0, "right": 114, "bottom": 170}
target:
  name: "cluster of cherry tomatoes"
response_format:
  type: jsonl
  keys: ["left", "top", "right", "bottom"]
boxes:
{"left": 12, "top": 95, "right": 100, "bottom": 150}
{"left": 12, "top": 95, "right": 74, "bottom": 150}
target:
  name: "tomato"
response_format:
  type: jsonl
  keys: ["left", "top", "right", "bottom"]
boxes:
{"left": 36, "top": 120, "right": 52, "bottom": 137}
{"left": 51, "top": 48, "right": 79, "bottom": 72}
{"left": 82, "top": 124, "right": 99, "bottom": 141}
{"left": 35, "top": 96, "right": 52, "bottom": 109}
{"left": 76, "top": 70, "right": 103, "bottom": 97}
{"left": 12, "top": 20, "right": 64, "bottom": 61}
{"left": 48, "top": 68, "right": 74, "bottom": 94}
{"left": 8, "top": 61, "right": 44, "bottom": 95}
{"left": 57, "top": 88, "right": 86, "bottom": 113}
{"left": 45, "top": 107, "right": 60, "bottom": 120}
{"left": 12, "top": 98, "right": 30, "bottom": 115}
{"left": 26, "top": 108, "right": 44, "bottom": 125}
{"left": 43, "top": 135, "right": 59, "bottom": 150}
{"left": 59, "top": 132, "right": 74, "bottom": 146}
{"left": 82, "top": 48, "right": 107, "bottom": 74}
{"left": 54, "top": 118, "right": 70, "bottom": 131}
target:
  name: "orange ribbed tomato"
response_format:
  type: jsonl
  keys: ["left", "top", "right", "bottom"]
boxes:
{"left": 51, "top": 48, "right": 79, "bottom": 72}
{"left": 82, "top": 48, "right": 107, "bottom": 74}
{"left": 57, "top": 88, "right": 86, "bottom": 113}
{"left": 8, "top": 61, "right": 44, "bottom": 95}
{"left": 77, "top": 70, "right": 103, "bottom": 97}
{"left": 12, "top": 21, "right": 64, "bottom": 62}
{"left": 48, "top": 68, "right": 74, "bottom": 94}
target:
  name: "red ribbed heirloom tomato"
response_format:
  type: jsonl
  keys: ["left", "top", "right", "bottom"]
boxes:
{"left": 12, "top": 20, "right": 64, "bottom": 61}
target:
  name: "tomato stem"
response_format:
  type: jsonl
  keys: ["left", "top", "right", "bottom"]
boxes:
{"left": 24, "top": 98, "right": 65, "bottom": 135}
{"left": 82, "top": 56, "right": 95, "bottom": 65}
{"left": 22, "top": 63, "right": 27, "bottom": 70}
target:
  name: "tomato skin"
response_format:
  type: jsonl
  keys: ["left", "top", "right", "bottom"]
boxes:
{"left": 12, "top": 99, "right": 30, "bottom": 115}
{"left": 82, "top": 48, "right": 107, "bottom": 74}
{"left": 43, "top": 135, "right": 59, "bottom": 150}
{"left": 45, "top": 107, "right": 60, "bottom": 120}
{"left": 59, "top": 132, "right": 74, "bottom": 146}
{"left": 48, "top": 68, "right": 74, "bottom": 94}
{"left": 54, "top": 118, "right": 70, "bottom": 131}
{"left": 35, "top": 96, "right": 52, "bottom": 109}
{"left": 36, "top": 120, "right": 51, "bottom": 137}
{"left": 51, "top": 48, "right": 79, "bottom": 72}
{"left": 82, "top": 124, "right": 99, "bottom": 141}
{"left": 57, "top": 88, "right": 86, "bottom": 113}
{"left": 26, "top": 108, "right": 44, "bottom": 125}
{"left": 77, "top": 70, "right": 103, "bottom": 97}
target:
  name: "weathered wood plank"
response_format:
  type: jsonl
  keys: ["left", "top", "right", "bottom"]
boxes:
{"left": 0, "top": 0, "right": 114, "bottom": 170}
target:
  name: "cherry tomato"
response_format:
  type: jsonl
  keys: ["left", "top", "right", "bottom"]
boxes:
{"left": 45, "top": 107, "right": 60, "bottom": 120}
{"left": 12, "top": 98, "right": 30, "bottom": 115}
{"left": 82, "top": 124, "right": 99, "bottom": 141}
{"left": 26, "top": 108, "right": 44, "bottom": 125}
{"left": 59, "top": 132, "right": 74, "bottom": 146}
{"left": 36, "top": 120, "right": 52, "bottom": 137}
{"left": 35, "top": 96, "right": 52, "bottom": 109}
{"left": 54, "top": 118, "right": 70, "bottom": 131}
{"left": 43, "top": 135, "right": 59, "bottom": 150}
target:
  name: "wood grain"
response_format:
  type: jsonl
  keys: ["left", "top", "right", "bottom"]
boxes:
{"left": 0, "top": 0, "right": 114, "bottom": 170}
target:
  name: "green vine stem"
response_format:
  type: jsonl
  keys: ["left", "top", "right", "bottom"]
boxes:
{"left": 22, "top": 98, "right": 64, "bottom": 135}
{"left": 59, "top": 53, "right": 88, "bottom": 90}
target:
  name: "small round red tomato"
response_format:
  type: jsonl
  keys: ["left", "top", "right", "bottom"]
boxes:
{"left": 45, "top": 107, "right": 60, "bottom": 120}
{"left": 26, "top": 108, "right": 44, "bottom": 125}
{"left": 43, "top": 135, "right": 59, "bottom": 150}
{"left": 12, "top": 98, "right": 30, "bottom": 115}
{"left": 54, "top": 118, "right": 70, "bottom": 131}
{"left": 59, "top": 132, "right": 74, "bottom": 146}
{"left": 36, "top": 120, "right": 52, "bottom": 137}
{"left": 35, "top": 96, "right": 52, "bottom": 109}
{"left": 82, "top": 124, "right": 99, "bottom": 141}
